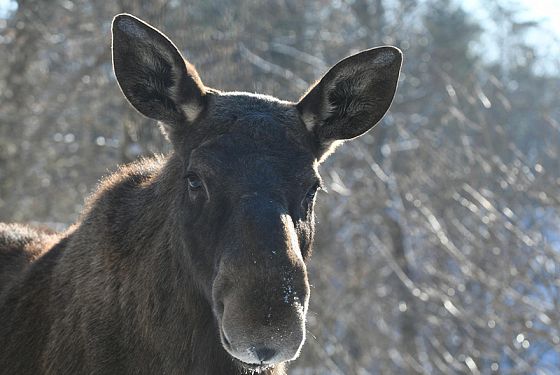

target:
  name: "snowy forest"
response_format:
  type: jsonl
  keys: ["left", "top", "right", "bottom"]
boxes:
{"left": 1, "top": 0, "right": 559, "bottom": 374}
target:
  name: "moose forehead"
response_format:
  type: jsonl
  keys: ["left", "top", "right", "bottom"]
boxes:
{"left": 200, "top": 92, "right": 310, "bottom": 143}
{"left": 187, "top": 93, "right": 318, "bottom": 185}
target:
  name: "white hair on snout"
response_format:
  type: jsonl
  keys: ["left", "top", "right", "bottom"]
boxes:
{"left": 280, "top": 214, "right": 304, "bottom": 264}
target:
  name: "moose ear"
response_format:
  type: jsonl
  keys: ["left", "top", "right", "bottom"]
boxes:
{"left": 112, "top": 14, "right": 206, "bottom": 133}
{"left": 297, "top": 47, "right": 402, "bottom": 159}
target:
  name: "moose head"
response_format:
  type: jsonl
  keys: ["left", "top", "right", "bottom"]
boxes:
{"left": 112, "top": 14, "right": 401, "bottom": 372}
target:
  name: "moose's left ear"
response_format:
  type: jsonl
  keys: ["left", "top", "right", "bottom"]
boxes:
{"left": 297, "top": 47, "right": 402, "bottom": 159}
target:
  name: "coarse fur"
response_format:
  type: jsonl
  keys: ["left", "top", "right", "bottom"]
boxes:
{"left": 0, "top": 14, "right": 402, "bottom": 375}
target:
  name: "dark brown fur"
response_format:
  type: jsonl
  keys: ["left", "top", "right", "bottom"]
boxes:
{"left": 0, "top": 224, "right": 58, "bottom": 292}
{"left": 0, "top": 14, "right": 401, "bottom": 375}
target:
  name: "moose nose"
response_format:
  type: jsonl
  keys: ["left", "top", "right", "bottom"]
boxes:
{"left": 217, "top": 292, "right": 307, "bottom": 366}
{"left": 255, "top": 347, "right": 276, "bottom": 362}
{"left": 219, "top": 315, "right": 305, "bottom": 365}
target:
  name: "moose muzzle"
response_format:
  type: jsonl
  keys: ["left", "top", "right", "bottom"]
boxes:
{"left": 212, "top": 196, "right": 310, "bottom": 366}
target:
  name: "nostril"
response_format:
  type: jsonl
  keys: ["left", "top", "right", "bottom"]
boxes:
{"left": 222, "top": 329, "right": 231, "bottom": 347}
{"left": 217, "top": 301, "right": 224, "bottom": 315}
{"left": 255, "top": 347, "right": 276, "bottom": 362}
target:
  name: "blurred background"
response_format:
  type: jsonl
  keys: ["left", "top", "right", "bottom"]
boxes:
{"left": 1, "top": 0, "right": 559, "bottom": 373}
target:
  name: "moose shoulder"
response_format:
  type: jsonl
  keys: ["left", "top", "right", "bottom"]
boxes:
{"left": 0, "top": 14, "right": 402, "bottom": 375}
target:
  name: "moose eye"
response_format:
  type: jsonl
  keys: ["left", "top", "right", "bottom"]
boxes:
{"left": 303, "top": 182, "right": 320, "bottom": 205}
{"left": 306, "top": 184, "right": 319, "bottom": 200}
{"left": 187, "top": 173, "right": 203, "bottom": 191}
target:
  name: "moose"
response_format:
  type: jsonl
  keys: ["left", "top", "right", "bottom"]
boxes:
{"left": 0, "top": 14, "right": 401, "bottom": 375}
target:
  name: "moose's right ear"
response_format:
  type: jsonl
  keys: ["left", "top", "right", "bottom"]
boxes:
{"left": 112, "top": 14, "right": 206, "bottom": 132}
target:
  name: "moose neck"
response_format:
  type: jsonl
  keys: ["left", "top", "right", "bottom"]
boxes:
{"left": 70, "top": 155, "right": 284, "bottom": 374}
